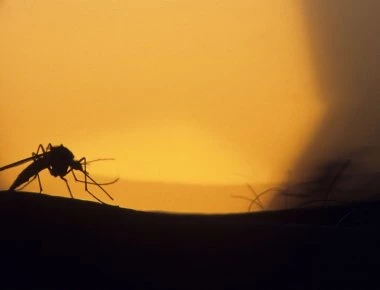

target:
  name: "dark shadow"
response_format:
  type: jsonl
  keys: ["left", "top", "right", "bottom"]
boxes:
{"left": 1, "top": 190, "right": 380, "bottom": 288}
{"left": 271, "top": 1, "right": 380, "bottom": 208}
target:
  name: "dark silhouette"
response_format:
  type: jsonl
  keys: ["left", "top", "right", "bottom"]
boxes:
{"left": 232, "top": 183, "right": 284, "bottom": 211}
{"left": 270, "top": 1, "right": 380, "bottom": 208}
{"left": 237, "top": 157, "right": 380, "bottom": 211}
{"left": 0, "top": 190, "right": 379, "bottom": 289}
{"left": 0, "top": 143, "right": 118, "bottom": 203}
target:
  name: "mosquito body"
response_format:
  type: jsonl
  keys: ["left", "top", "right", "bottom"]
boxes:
{"left": 0, "top": 144, "right": 118, "bottom": 203}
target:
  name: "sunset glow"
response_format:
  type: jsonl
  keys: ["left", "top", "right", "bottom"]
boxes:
{"left": 0, "top": 1, "right": 325, "bottom": 213}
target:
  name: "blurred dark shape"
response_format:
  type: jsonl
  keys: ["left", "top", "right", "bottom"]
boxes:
{"left": 270, "top": 1, "right": 380, "bottom": 209}
{"left": 269, "top": 148, "right": 380, "bottom": 209}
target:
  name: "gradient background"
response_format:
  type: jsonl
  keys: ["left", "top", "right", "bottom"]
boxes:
{"left": 0, "top": 0, "right": 379, "bottom": 213}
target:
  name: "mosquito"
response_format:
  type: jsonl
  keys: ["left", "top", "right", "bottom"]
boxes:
{"left": 0, "top": 143, "right": 119, "bottom": 203}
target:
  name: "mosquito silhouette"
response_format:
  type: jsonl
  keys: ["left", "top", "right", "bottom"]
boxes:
{"left": 0, "top": 144, "right": 118, "bottom": 203}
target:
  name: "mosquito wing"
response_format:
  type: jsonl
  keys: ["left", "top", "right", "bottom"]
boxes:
{"left": 0, "top": 152, "right": 48, "bottom": 172}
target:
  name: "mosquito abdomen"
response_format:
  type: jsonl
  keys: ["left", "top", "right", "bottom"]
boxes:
{"left": 9, "top": 158, "right": 49, "bottom": 191}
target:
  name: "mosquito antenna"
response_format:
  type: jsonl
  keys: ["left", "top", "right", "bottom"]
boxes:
{"left": 85, "top": 158, "right": 115, "bottom": 165}
{"left": 74, "top": 177, "right": 119, "bottom": 186}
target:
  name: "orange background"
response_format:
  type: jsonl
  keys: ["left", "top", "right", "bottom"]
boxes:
{"left": 0, "top": 0, "right": 328, "bottom": 213}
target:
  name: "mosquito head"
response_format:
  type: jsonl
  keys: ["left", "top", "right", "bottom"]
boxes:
{"left": 71, "top": 160, "right": 83, "bottom": 171}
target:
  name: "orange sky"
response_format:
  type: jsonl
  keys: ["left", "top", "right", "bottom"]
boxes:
{"left": 0, "top": 0, "right": 325, "bottom": 213}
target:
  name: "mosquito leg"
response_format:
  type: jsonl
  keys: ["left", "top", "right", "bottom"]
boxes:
{"left": 60, "top": 176, "right": 74, "bottom": 198}
{"left": 84, "top": 186, "right": 105, "bottom": 204}
{"left": 71, "top": 170, "right": 107, "bottom": 203}
{"left": 79, "top": 157, "right": 113, "bottom": 201}
{"left": 29, "top": 147, "right": 44, "bottom": 193}
{"left": 80, "top": 157, "right": 91, "bottom": 199}
{"left": 32, "top": 144, "right": 47, "bottom": 160}
{"left": 78, "top": 157, "right": 88, "bottom": 190}
{"left": 18, "top": 174, "right": 39, "bottom": 191}
{"left": 36, "top": 173, "right": 43, "bottom": 193}
{"left": 85, "top": 173, "right": 114, "bottom": 200}
{"left": 36, "top": 144, "right": 46, "bottom": 154}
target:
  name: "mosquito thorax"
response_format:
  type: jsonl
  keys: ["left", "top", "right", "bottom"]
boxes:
{"left": 49, "top": 145, "right": 76, "bottom": 176}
